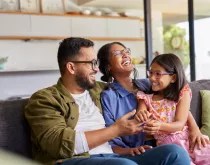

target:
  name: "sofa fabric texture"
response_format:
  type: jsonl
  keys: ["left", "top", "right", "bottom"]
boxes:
{"left": 0, "top": 79, "right": 210, "bottom": 160}
{"left": 0, "top": 99, "right": 32, "bottom": 158}
{"left": 189, "top": 80, "right": 210, "bottom": 127}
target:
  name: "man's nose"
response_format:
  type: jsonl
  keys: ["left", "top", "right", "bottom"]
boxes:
{"left": 93, "top": 66, "right": 99, "bottom": 72}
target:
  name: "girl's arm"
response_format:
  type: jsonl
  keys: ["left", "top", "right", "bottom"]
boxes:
{"left": 159, "top": 90, "right": 190, "bottom": 132}
{"left": 135, "top": 99, "right": 151, "bottom": 122}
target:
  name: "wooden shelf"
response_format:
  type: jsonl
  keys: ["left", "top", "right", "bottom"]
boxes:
{"left": 0, "top": 67, "right": 59, "bottom": 72}
{"left": 0, "top": 11, "right": 144, "bottom": 21}
{"left": 0, "top": 36, "right": 144, "bottom": 41}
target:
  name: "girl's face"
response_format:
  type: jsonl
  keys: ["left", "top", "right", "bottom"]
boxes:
{"left": 148, "top": 62, "right": 176, "bottom": 92}
{"left": 108, "top": 44, "right": 133, "bottom": 75}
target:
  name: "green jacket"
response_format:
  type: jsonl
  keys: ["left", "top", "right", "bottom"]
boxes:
{"left": 25, "top": 78, "right": 107, "bottom": 165}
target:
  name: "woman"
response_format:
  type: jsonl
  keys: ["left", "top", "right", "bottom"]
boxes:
{"left": 97, "top": 42, "right": 208, "bottom": 156}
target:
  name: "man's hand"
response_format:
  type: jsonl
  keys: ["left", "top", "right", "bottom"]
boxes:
{"left": 189, "top": 128, "right": 210, "bottom": 152}
{"left": 135, "top": 109, "right": 151, "bottom": 122}
{"left": 143, "top": 120, "right": 162, "bottom": 135}
{"left": 113, "top": 110, "right": 144, "bottom": 137}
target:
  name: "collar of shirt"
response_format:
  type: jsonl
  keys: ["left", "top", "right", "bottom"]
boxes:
{"left": 110, "top": 81, "right": 133, "bottom": 98}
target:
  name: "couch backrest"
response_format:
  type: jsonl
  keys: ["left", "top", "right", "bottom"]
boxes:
{"left": 189, "top": 79, "right": 210, "bottom": 127}
{"left": 0, "top": 99, "right": 32, "bottom": 158}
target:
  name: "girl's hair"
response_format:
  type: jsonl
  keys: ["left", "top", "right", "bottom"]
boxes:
{"left": 151, "top": 53, "right": 187, "bottom": 101}
{"left": 97, "top": 42, "right": 138, "bottom": 84}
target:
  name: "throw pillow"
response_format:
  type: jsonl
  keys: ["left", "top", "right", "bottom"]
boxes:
{"left": 200, "top": 90, "right": 210, "bottom": 138}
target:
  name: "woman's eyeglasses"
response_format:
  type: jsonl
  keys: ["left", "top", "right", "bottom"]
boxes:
{"left": 69, "top": 59, "right": 99, "bottom": 70}
{"left": 147, "top": 69, "right": 174, "bottom": 78}
{"left": 112, "top": 48, "right": 131, "bottom": 56}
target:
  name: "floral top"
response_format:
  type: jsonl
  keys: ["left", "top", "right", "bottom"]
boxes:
{"left": 137, "top": 84, "right": 192, "bottom": 124}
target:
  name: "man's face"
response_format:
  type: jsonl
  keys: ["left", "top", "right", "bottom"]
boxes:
{"left": 74, "top": 47, "right": 99, "bottom": 90}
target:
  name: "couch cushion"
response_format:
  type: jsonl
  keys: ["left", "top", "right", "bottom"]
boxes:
{"left": 189, "top": 80, "right": 210, "bottom": 127}
{"left": 200, "top": 90, "right": 210, "bottom": 138}
{"left": 0, "top": 99, "right": 32, "bottom": 158}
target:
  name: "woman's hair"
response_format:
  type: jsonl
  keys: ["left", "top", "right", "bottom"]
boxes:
{"left": 97, "top": 42, "right": 138, "bottom": 84}
{"left": 151, "top": 53, "right": 187, "bottom": 101}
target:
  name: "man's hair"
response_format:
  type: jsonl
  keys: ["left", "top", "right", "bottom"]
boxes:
{"left": 57, "top": 37, "right": 94, "bottom": 75}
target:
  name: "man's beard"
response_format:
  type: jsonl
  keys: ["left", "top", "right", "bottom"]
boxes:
{"left": 75, "top": 72, "right": 96, "bottom": 90}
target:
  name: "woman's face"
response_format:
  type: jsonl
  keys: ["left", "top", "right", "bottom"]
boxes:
{"left": 108, "top": 44, "right": 133, "bottom": 75}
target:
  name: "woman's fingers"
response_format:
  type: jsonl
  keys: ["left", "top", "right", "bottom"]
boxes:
{"left": 201, "top": 137, "right": 207, "bottom": 147}
{"left": 189, "top": 137, "right": 196, "bottom": 151}
{"left": 196, "top": 136, "right": 202, "bottom": 149}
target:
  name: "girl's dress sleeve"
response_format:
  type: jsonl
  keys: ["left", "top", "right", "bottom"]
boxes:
{"left": 177, "top": 84, "right": 192, "bottom": 104}
{"left": 136, "top": 91, "right": 150, "bottom": 108}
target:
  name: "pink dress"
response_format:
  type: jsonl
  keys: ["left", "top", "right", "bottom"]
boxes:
{"left": 137, "top": 84, "right": 210, "bottom": 165}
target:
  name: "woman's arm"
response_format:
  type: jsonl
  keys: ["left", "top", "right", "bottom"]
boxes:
{"left": 187, "top": 112, "right": 210, "bottom": 150}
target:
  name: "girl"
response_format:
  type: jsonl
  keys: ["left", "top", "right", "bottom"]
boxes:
{"left": 135, "top": 53, "right": 210, "bottom": 165}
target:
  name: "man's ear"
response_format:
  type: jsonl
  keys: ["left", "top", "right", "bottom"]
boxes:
{"left": 66, "top": 62, "right": 75, "bottom": 74}
{"left": 171, "top": 74, "right": 177, "bottom": 83}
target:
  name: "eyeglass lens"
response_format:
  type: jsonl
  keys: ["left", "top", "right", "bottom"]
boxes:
{"left": 147, "top": 70, "right": 163, "bottom": 78}
{"left": 92, "top": 59, "right": 99, "bottom": 70}
{"left": 113, "top": 48, "right": 131, "bottom": 56}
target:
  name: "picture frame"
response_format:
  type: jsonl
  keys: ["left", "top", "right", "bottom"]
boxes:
{"left": 0, "top": 0, "right": 20, "bottom": 11}
{"left": 20, "top": 0, "right": 40, "bottom": 13}
{"left": 41, "top": 0, "right": 65, "bottom": 14}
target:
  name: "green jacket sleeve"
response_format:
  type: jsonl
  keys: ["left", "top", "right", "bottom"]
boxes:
{"left": 25, "top": 89, "right": 76, "bottom": 159}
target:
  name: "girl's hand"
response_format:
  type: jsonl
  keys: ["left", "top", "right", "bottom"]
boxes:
{"left": 189, "top": 128, "right": 210, "bottom": 151}
{"left": 135, "top": 109, "right": 151, "bottom": 122}
{"left": 143, "top": 120, "right": 162, "bottom": 135}
{"left": 128, "top": 145, "right": 153, "bottom": 156}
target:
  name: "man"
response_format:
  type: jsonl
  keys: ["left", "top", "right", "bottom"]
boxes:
{"left": 25, "top": 37, "right": 190, "bottom": 165}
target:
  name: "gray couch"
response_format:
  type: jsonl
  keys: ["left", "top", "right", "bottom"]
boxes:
{"left": 0, "top": 79, "right": 210, "bottom": 160}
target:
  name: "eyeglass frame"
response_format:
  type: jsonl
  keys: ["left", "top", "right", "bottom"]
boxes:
{"left": 111, "top": 48, "right": 131, "bottom": 56}
{"left": 147, "top": 69, "right": 174, "bottom": 79}
{"left": 69, "top": 59, "right": 99, "bottom": 70}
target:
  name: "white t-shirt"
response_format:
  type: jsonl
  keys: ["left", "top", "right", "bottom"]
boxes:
{"left": 71, "top": 90, "right": 113, "bottom": 155}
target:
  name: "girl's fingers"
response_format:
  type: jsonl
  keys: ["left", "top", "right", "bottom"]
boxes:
{"left": 142, "top": 113, "right": 148, "bottom": 121}
{"left": 140, "top": 115, "right": 145, "bottom": 122}
{"left": 135, "top": 115, "right": 141, "bottom": 122}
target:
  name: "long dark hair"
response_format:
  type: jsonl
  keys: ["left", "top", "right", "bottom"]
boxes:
{"left": 97, "top": 42, "right": 138, "bottom": 84}
{"left": 151, "top": 53, "right": 187, "bottom": 101}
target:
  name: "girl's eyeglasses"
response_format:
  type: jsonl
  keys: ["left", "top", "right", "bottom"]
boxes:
{"left": 112, "top": 48, "right": 131, "bottom": 56}
{"left": 69, "top": 59, "right": 99, "bottom": 70}
{"left": 147, "top": 69, "right": 174, "bottom": 78}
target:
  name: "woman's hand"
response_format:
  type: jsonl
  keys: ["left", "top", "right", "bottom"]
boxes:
{"left": 143, "top": 120, "right": 162, "bottom": 135}
{"left": 189, "top": 128, "right": 210, "bottom": 151}
{"left": 113, "top": 145, "right": 152, "bottom": 156}
{"left": 128, "top": 145, "right": 153, "bottom": 156}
